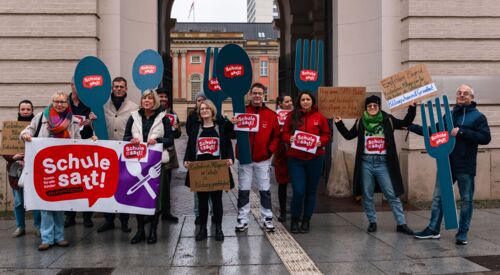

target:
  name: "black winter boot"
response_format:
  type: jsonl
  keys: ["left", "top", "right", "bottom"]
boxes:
{"left": 215, "top": 223, "right": 224, "bottom": 241}
{"left": 290, "top": 218, "right": 300, "bottom": 234}
{"left": 196, "top": 224, "right": 208, "bottom": 241}
{"left": 300, "top": 216, "right": 311, "bottom": 233}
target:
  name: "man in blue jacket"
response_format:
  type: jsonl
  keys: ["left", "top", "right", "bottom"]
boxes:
{"left": 410, "top": 84, "right": 491, "bottom": 245}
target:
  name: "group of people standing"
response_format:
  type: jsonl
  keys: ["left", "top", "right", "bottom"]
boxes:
{"left": 3, "top": 79, "right": 490, "bottom": 251}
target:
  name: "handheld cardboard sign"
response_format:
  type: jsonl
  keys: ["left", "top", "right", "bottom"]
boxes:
{"left": 216, "top": 44, "right": 253, "bottom": 164}
{"left": 294, "top": 39, "right": 324, "bottom": 94}
{"left": 132, "top": 49, "right": 164, "bottom": 93}
{"left": 203, "top": 47, "right": 228, "bottom": 113}
{"left": 73, "top": 56, "right": 111, "bottom": 140}
{"left": 421, "top": 95, "right": 458, "bottom": 230}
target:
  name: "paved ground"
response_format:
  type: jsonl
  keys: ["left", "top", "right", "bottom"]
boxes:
{"left": 2, "top": 135, "right": 500, "bottom": 274}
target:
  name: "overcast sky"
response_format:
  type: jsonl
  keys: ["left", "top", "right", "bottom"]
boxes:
{"left": 171, "top": 0, "right": 247, "bottom": 22}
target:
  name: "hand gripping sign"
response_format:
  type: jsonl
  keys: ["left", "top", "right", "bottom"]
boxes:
{"left": 74, "top": 56, "right": 112, "bottom": 140}
{"left": 216, "top": 44, "right": 253, "bottom": 164}
{"left": 203, "top": 47, "right": 229, "bottom": 114}
{"left": 132, "top": 49, "right": 165, "bottom": 94}
{"left": 421, "top": 95, "right": 458, "bottom": 230}
{"left": 294, "top": 39, "right": 324, "bottom": 94}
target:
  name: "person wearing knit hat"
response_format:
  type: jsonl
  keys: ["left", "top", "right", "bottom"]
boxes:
{"left": 334, "top": 95, "right": 416, "bottom": 235}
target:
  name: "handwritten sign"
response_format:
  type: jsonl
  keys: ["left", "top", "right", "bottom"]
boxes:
{"left": 379, "top": 64, "right": 437, "bottom": 110}
{"left": 0, "top": 121, "right": 30, "bottom": 155}
{"left": 234, "top": 113, "right": 259, "bottom": 132}
{"left": 318, "top": 87, "right": 366, "bottom": 119}
{"left": 291, "top": 130, "right": 319, "bottom": 154}
{"left": 189, "top": 159, "right": 230, "bottom": 192}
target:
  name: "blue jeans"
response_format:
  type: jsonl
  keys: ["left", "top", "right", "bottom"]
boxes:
{"left": 361, "top": 155, "right": 406, "bottom": 225}
{"left": 12, "top": 188, "right": 41, "bottom": 230}
{"left": 428, "top": 173, "right": 474, "bottom": 238}
{"left": 40, "top": 211, "right": 65, "bottom": 245}
{"left": 288, "top": 155, "right": 325, "bottom": 219}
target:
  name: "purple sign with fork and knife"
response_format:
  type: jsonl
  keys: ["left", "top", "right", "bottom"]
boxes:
{"left": 115, "top": 148, "right": 162, "bottom": 209}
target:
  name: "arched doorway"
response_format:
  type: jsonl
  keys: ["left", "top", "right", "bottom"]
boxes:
{"left": 157, "top": 0, "right": 333, "bottom": 100}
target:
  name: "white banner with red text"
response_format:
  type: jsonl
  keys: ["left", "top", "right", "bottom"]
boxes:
{"left": 23, "top": 138, "right": 162, "bottom": 215}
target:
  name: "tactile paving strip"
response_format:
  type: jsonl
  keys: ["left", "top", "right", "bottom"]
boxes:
{"left": 249, "top": 191, "right": 323, "bottom": 275}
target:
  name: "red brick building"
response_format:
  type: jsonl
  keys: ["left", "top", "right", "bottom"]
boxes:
{"left": 170, "top": 22, "right": 280, "bottom": 121}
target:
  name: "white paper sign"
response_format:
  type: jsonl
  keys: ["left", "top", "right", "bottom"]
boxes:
{"left": 291, "top": 130, "right": 319, "bottom": 154}
{"left": 234, "top": 113, "right": 259, "bottom": 132}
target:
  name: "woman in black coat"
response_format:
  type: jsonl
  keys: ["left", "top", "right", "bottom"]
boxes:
{"left": 334, "top": 95, "right": 415, "bottom": 235}
{"left": 184, "top": 99, "right": 234, "bottom": 242}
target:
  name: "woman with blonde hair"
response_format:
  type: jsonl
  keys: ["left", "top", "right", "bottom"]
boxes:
{"left": 123, "top": 89, "right": 173, "bottom": 244}
{"left": 184, "top": 99, "right": 234, "bottom": 241}
{"left": 21, "top": 91, "right": 92, "bottom": 251}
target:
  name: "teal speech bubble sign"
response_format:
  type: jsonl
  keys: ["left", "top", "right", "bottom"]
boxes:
{"left": 132, "top": 49, "right": 164, "bottom": 93}
{"left": 216, "top": 44, "right": 253, "bottom": 164}
{"left": 73, "top": 56, "right": 111, "bottom": 140}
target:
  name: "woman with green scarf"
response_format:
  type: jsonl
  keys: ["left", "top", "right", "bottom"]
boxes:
{"left": 334, "top": 95, "right": 416, "bottom": 235}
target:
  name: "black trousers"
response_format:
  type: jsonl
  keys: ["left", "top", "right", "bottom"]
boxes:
{"left": 104, "top": 213, "right": 129, "bottom": 224}
{"left": 197, "top": 191, "right": 222, "bottom": 225}
{"left": 65, "top": 211, "right": 92, "bottom": 220}
{"left": 159, "top": 168, "right": 173, "bottom": 215}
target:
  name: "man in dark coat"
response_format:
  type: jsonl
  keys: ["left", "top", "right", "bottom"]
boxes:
{"left": 411, "top": 84, "right": 491, "bottom": 245}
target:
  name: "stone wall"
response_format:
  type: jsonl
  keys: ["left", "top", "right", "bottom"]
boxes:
{"left": 0, "top": 0, "right": 99, "bottom": 210}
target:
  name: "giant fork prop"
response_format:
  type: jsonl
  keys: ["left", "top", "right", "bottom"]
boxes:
{"left": 294, "top": 39, "right": 324, "bottom": 94}
{"left": 421, "top": 95, "right": 458, "bottom": 230}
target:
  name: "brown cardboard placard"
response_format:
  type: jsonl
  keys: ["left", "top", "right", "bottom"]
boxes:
{"left": 189, "top": 159, "right": 230, "bottom": 192}
{"left": 379, "top": 64, "right": 437, "bottom": 111}
{"left": 0, "top": 121, "right": 29, "bottom": 155}
{"left": 318, "top": 87, "right": 366, "bottom": 119}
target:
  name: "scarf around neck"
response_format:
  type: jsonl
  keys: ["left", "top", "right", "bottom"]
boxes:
{"left": 43, "top": 105, "right": 72, "bottom": 138}
{"left": 362, "top": 111, "right": 383, "bottom": 133}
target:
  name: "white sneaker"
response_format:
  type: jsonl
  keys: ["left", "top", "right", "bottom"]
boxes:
{"left": 12, "top": 228, "right": 25, "bottom": 238}
{"left": 235, "top": 220, "right": 248, "bottom": 232}
{"left": 261, "top": 218, "right": 275, "bottom": 232}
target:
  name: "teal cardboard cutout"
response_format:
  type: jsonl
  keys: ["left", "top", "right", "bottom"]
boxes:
{"left": 132, "top": 49, "right": 164, "bottom": 93}
{"left": 421, "top": 95, "right": 458, "bottom": 229}
{"left": 73, "top": 56, "right": 111, "bottom": 140}
{"left": 203, "top": 47, "right": 228, "bottom": 113}
{"left": 294, "top": 39, "right": 324, "bottom": 94}
{"left": 215, "top": 44, "right": 253, "bottom": 164}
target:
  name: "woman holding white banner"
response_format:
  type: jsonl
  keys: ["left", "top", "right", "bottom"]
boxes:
{"left": 282, "top": 91, "right": 331, "bottom": 234}
{"left": 183, "top": 99, "right": 234, "bottom": 242}
{"left": 20, "top": 92, "right": 86, "bottom": 251}
{"left": 123, "top": 89, "right": 173, "bottom": 244}
{"left": 334, "top": 95, "right": 415, "bottom": 235}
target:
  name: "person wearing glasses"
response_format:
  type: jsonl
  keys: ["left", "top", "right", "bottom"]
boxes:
{"left": 334, "top": 95, "right": 415, "bottom": 235}
{"left": 410, "top": 84, "right": 491, "bottom": 245}
{"left": 98, "top": 76, "right": 138, "bottom": 233}
{"left": 21, "top": 92, "right": 96, "bottom": 251}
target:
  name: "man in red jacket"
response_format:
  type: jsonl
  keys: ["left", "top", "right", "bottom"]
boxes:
{"left": 234, "top": 83, "right": 280, "bottom": 232}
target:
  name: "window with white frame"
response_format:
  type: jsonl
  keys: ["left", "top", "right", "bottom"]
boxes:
{"left": 190, "top": 55, "right": 201, "bottom": 64}
{"left": 190, "top": 74, "right": 202, "bottom": 100}
{"left": 260, "top": 60, "right": 268, "bottom": 76}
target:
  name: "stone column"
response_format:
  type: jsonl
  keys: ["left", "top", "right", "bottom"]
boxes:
{"left": 180, "top": 50, "right": 187, "bottom": 100}
{"left": 172, "top": 50, "right": 179, "bottom": 100}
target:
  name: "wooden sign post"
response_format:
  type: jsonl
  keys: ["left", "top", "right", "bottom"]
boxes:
{"left": 379, "top": 64, "right": 437, "bottom": 111}
{"left": 0, "top": 121, "right": 30, "bottom": 155}
{"left": 189, "top": 159, "right": 230, "bottom": 192}
{"left": 318, "top": 87, "right": 366, "bottom": 119}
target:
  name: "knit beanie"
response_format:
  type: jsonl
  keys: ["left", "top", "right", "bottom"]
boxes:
{"left": 365, "top": 95, "right": 381, "bottom": 110}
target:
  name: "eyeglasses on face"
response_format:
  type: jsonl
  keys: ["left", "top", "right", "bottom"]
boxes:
{"left": 53, "top": 100, "right": 68, "bottom": 105}
{"left": 456, "top": 91, "right": 472, "bottom": 97}
{"left": 367, "top": 104, "right": 379, "bottom": 109}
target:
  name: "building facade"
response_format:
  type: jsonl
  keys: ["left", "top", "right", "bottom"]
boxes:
{"left": 247, "top": 0, "right": 278, "bottom": 23}
{"left": 170, "top": 23, "right": 280, "bottom": 122}
{"left": 0, "top": 0, "right": 499, "bottom": 210}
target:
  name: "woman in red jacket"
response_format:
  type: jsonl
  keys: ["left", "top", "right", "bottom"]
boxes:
{"left": 274, "top": 95, "right": 293, "bottom": 222}
{"left": 282, "top": 91, "right": 331, "bottom": 234}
